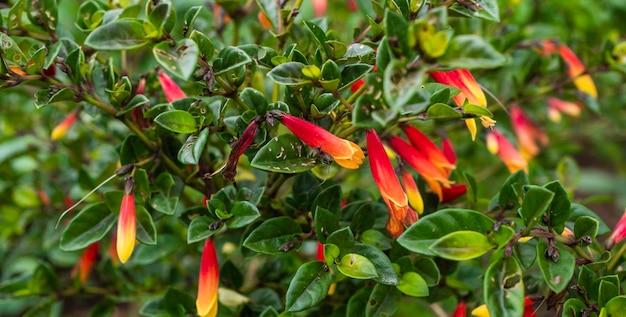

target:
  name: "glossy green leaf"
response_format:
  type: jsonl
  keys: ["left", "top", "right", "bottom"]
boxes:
{"left": 243, "top": 217, "right": 302, "bottom": 254}
{"left": 462, "top": 104, "right": 493, "bottom": 118}
{"left": 562, "top": 298, "right": 587, "bottom": 317}
{"left": 149, "top": 193, "right": 179, "bottom": 215}
{"left": 347, "top": 287, "right": 372, "bottom": 317}
{"left": 354, "top": 243, "right": 398, "bottom": 285}
{"left": 323, "top": 244, "right": 340, "bottom": 267}
{"left": 450, "top": 0, "right": 499, "bottom": 22}
{"left": 84, "top": 19, "right": 149, "bottom": 50}
{"left": 360, "top": 229, "right": 392, "bottom": 250}
{"left": 285, "top": 261, "right": 332, "bottom": 312}
{"left": 154, "top": 110, "right": 197, "bottom": 133}
{"left": 499, "top": 170, "right": 529, "bottom": 210}
{"left": 140, "top": 286, "right": 196, "bottom": 316}
{"left": 439, "top": 35, "right": 507, "bottom": 69}
{"left": 397, "top": 209, "right": 494, "bottom": 256}
{"left": 430, "top": 230, "right": 494, "bottom": 261}
{"left": 427, "top": 103, "right": 462, "bottom": 120}
{"left": 303, "top": 21, "right": 331, "bottom": 59}
{"left": 187, "top": 215, "right": 220, "bottom": 243}
{"left": 190, "top": 30, "right": 214, "bottom": 60}
{"left": 326, "top": 227, "right": 356, "bottom": 257}
{"left": 250, "top": 134, "right": 317, "bottom": 174}
{"left": 153, "top": 39, "right": 199, "bottom": 80}
{"left": 213, "top": 46, "right": 252, "bottom": 76}
{"left": 384, "top": 10, "right": 410, "bottom": 56}
{"left": 397, "top": 272, "right": 429, "bottom": 297}
{"left": 574, "top": 216, "right": 599, "bottom": 240}
{"left": 605, "top": 296, "right": 626, "bottom": 316}
{"left": 136, "top": 206, "right": 156, "bottom": 245}
{"left": 569, "top": 203, "right": 610, "bottom": 235}
{"left": 60, "top": 203, "right": 116, "bottom": 251}
{"left": 314, "top": 207, "right": 340, "bottom": 244}
{"left": 177, "top": 128, "right": 209, "bottom": 165}
{"left": 414, "top": 257, "right": 441, "bottom": 286}
{"left": 267, "top": 62, "right": 311, "bottom": 86}
{"left": 536, "top": 240, "right": 575, "bottom": 293}
{"left": 337, "top": 253, "right": 379, "bottom": 279}
{"left": 365, "top": 284, "right": 400, "bottom": 317}
{"left": 34, "top": 88, "right": 75, "bottom": 108}
{"left": 544, "top": 180, "right": 572, "bottom": 233}
{"left": 598, "top": 280, "right": 619, "bottom": 307}
{"left": 484, "top": 256, "right": 525, "bottom": 317}
{"left": 182, "top": 6, "right": 203, "bottom": 37}
{"left": 312, "top": 185, "right": 342, "bottom": 214}
{"left": 520, "top": 185, "right": 554, "bottom": 228}
{"left": 339, "top": 64, "right": 373, "bottom": 91}
{"left": 227, "top": 201, "right": 260, "bottom": 229}
{"left": 491, "top": 225, "right": 515, "bottom": 249}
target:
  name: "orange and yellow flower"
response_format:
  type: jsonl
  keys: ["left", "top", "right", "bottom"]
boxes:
{"left": 536, "top": 40, "right": 597, "bottom": 98}
{"left": 158, "top": 71, "right": 187, "bottom": 103}
{"left": 258, "top": 11, "right": 272, "bottom": 29}
{"left": 197, "top": 238, "right": 219, "bottom": 317}
{"left": 116, "top": 177, "right": 136, "bottom": 264}
{"left": 279, "top": 114, "right": 364, "bottom": 169}
{"left": 401, "top": 171, "right": 423, "bottom": 215}
{"left": 486, "top": 129, "right": 528, "bottom": 173}
{"left": 547, "top": 98, "right": 581, "bottom": 122}
{"left": 366, "top": 130, "right": 410, "bottom": 223}
{"left": 51, "top": 106, "right": 82, "bottom": 141}
{"left": 403, "top": 125, "right": 455, "bottom": 174}
{"left": 430, "top": 69, "right": 495, "bottom": 140}
{"left": 472, "top": 297, "right": 536, "bottom": 317}
{"left": 72, "top": 242, "right": 99, "bottom": 284}
{"left": 510, "top": 105, "right": 548, "bottom": 161}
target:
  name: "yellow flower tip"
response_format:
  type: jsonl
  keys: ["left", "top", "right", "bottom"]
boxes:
{"left": 547, "top": 107, "right": 562, "bottom": 123}
{"left": 116, "top": 193, "right": 136, "bottom": 264}
{"left": 574, "top": 74, "right": 598, "bottom": 98}
{"left": 51, "top": 112, "right": 79, "bottom": 141}
{"left": 480, "top": 116, "right": 496, "bottom": 128}
{"left": 328, "top": 282, "right": 337, "bottom": 296}
{"left": 471, "top": 304, "right": 491, "bottom": 317}
{"left": 198, "top": 297, "right": 218, "bottom": 317}
{"left": 486, "top": 133, "right": 499, "bottom": 155}
{"left": 383, "top": 145, "right": 396, "bottom": 160}
{"left": 465, "top": 119, "right": 477, "bottom": 141}
{"left": 518, "top": 236, "right": 534, "bottom": 243}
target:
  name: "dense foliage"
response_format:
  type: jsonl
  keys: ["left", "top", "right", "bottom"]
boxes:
{"left": 2, "top": 0, "right": 626, "bottom": 316}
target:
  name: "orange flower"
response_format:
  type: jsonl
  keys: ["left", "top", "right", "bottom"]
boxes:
{"left": 72, "top": 242, "right": 99, "bottom": 284}
{"left": 197, "top": 238, "right": 219, "bottom": 317}
{"left": 116, "top": 177, "right": 136, "bottom": 264}
{"left": 279, "top": 114, "right": 364, "bottom": 169}
{"left": 401, "top": 171, "right": 423, "bottom": 215}
{"left": 157, "top": 71, "right": 187, "bottom": 103}
{"left": 556, "top": 45, "right": 598, "bottom": 98}
{"left": 258, "top": 11, "right": 272, "bottom": 29}
{"left": 51, "top": 106, "right": 82, "bottom": 141}
{"left": 510, "top": 105, "right": 548, "bottom": 161}
{"left": 430, "top": 69, "right": 495, "bottom": 140}
{"left": 386, "top": 214, "right": 404, "bottom": 238}
{"left": 389, "top": 136, "right": 453, "bottom": 200}
{"left": 486, "top": 130, "right": 528, "bottom": 173}
{"left": 403, "top": 125, "right": 455, "bottom": 174}
{"left": 441, "top": 138, "right": 457, "bottom": 168}
{"left": 547, "top": 98, "right": 581, "bottom": 122}
{"left": 366, "top": 130, "right": 409, "bottom": 223}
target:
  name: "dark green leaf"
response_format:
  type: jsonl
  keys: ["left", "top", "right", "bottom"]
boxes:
{"left": 267, "top": 62, "right": 311, "bottom": 86}
{"left": 314, "top": 206, "right": 340, "bottom": 244}
{"left": 339, "top": 64, "right": 373, "bottom": 91}
{"left": 190, "top": 30, "right": 214, "bottom": 60}
{"left": 569, "top": 203, "right": 610, "bottom": 235}
{"left": 213, "top": 46, "right": 252, "bottom": 76}
{"left": 598, "top": 280, "right": 619, "bottom": 307}
{"left": 520, "top": 185, "right": 554, "bottom": 228}
{"left": 140, "top": 287, "right": 196, "bottom": 316}
{"left": 285, "top": 261, "right": 332, "bottom": 312}
{"left": 427, "top": 103, "right": 462, "bottom": 120}
{"left": 484, "top": 256, "right": 525, "bottom": 317}
{"left": 574, "top": 216, "right": 599, "bottom": 240}
{"left": 187, "top": 215, "right": 220, "bottom": 244}
{"left": 60, "top": 203, "right": 116, "bottom": 251}
{"left": 153, "top": 39, "right": 199, "bottom": 80}
{"left": 177, "top": 128, "right": 209, "bottom": 165}
{"left": 84, "top": 19, "right": 149, "bottom": 50}
{"left": 414, "top": 257, "right": 441, "bottom": 286}
{"left": 243, "top": 217, "right": 302, "bottom": 254}
{"left": 439, "top": 35, "right": 507, "bottom": 69}
{"left": 536, "top": 240, "right": 575, "bottom": 293}
{"left": 34, "top": 88, "right": 75, "bottom": 108}
{"left": 354, "top": 243, "right": 398, "bottom": 285}
{"left": 347, "top": 287, "right": 372, "bottom": 317}
{"left": 326, "top": 227, "right": 355, "bottom": 257}
{"left": 450, "top": 0, "right": 499, "bottom": 22}
{"left": 149, "top": 193, "right": 179, "bottom": 215}
{"left": 544, "top": 180, "right": 572, "bottom": 233}
{"left": 227, "top": 201, "right": 260, "bottom": 229}
{"left": 384, "top": 10, "right": 410, "bottom": 57}
{"left": 136, "top": 206, "right": 156, "bottom": 245}
{"left": 499, "top": 170, "right": 529, "bottom": 210}
{"left": 429, "top": 230, "right": 494, "bottom": 261}
{"left": 132, "top": 234, "right": 179, "bottom": 265}
{"left": 182, "top": 6, "right": 203, "bottom": 37}
{"left": 397, "top": 209, "right": 494, "bottom": 256}
{"left": 365, "top": 284, "right": 400, "bottom": 317}
{"left": 562, "top": 298, "right": 587, "bottom": 317}
{"left": 250, "top": 134, "right": 317, "bottom": 173}
{"left": 312, "top": 185, "right": 342, "bottom": 214}
{"left": 154, "top": 110, "right": 197, "bottom": 134}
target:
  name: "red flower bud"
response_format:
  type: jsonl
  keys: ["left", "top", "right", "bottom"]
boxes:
{"left": 197, "top": 238, "right": 219, "bottom": 317}
{"left": 116, "top": 177, "right": 136, "bottom": 264}
{"left": 223, "top": 119, "right": 259, "bottom": 181}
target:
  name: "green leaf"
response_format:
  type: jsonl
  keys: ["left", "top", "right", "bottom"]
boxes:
{"left": 182, "top": 6, "right": 204, "bottom": 37}
{"left": 499, "top": 170, "right": 529, "bottom": 210}
{"left": 285, "top": 261, "right": 332, "bottom": 312}
{"left": 136, "top": 206, "right": 156, "bottom": 245}
{"left": 484, "top": 256, "right": 525, "bottom": 317}
{"left": 323, "top": 244, "right": 340, "bottom": 267}
{"left": 187, "top": 216, "right": 220, "bottom": 244}
{"left": 326, "top": 227, "right": 355, "bottom": 257}
{"left": 267, "top": 62, "right": 311, "bottom": 86}
{"left": 312, "top": 185, "right": 342, "bottom": 214}
{"left": 520, "top": 185, "right": 554, "bottom": 228}
{"left": 337, "top": 253, "right": 379, "bottom": 279}
{"left": 154, "top": 110, "right": 197, "bottom": 134}
{"left": 439, "top": 35, "right": 507, "bottom": 69}
{"left": 450, "top": 0, "right": 499, "bottom": 22}
{"left": 0, "top": 33, "right": 26, "bottom": 65}
{"left": 462, "top": 104, "right": 493, "bottom": 118}
{"left": 536, "top": 240, "right": 575, "bottom": 293}
{"left": 84, "top": 19, "right": 149, "bottom": 50}
{"left": 544, "top": 181, "right": 572, "bottom": 233}
{"left": 149, "top": 193, "right": 179, "bottom": 215}
{"left": 243, "top": 217, "right": 303, "bottom": 254}
{"left": 241, "top": 87, "right": 268, "bottom": 114}
{"left": 354, "top": 243, "right": 398, "bottom": 285}
{"left": 190, "top": 30, "right": 214, "bottom": 60}
{"left": 347, "top": 287, "right": 372, "bottom": 317}
{"left": 427, "top": 103, "right": 462, "bottom": 120}
{"left": 562, "top": 298, "right": 587, "bottom": 317}
{"left": 605, "top": 296, "right": 626, "bottom": 315}
{"left": 397, "top": 272, "right": 429, "bottom": 297}
{"left": 132, "top": 234, "right": 180, "bottom": 265}
{"left": 569, "top": 203, "right": 610, "bottom": 235}
{"left": 303, "top": 21, "right": 331, "bottom": 59}
{"left": 397, "top": 209, "right": 494, "bottom": 256}
{"left": 414, "top": 257, "right": 441, "bottom": 286}
{"left": 140, "top": 287, "right": 196, "bottom": 316}
{"left": 227, "top": 201, "right": 260, "bottom": 229}
{"left": 360, "top": 229, "right": 392, "bottom": 250}
{"left": 491, "top": 225, "right": 515, "bottom": 249}
{"left": 177, "top": 128, "right": 209, "bottom": 165}
{"left": 339, "top": 64, "right": 374, "bottom": 91}
{"left": 153, "top": 39, "right": 199, "bottom": 80}
{"left": 60, "top": 203, "right": 116, "bottom": 251}
{"left": 213, "top": 46, "right": 252, "bottom": 76}
{"left": 598, "top": 280, "right": 619, "bottom": 307}
{"left": 384, "top": 10, "right": 410, "bottom": 57}
{"left": 365, "top": 284, "right": 400, "bottom": 317}
{"left": 250, "top": 134, "right": 317, "bottom": 174}
{"left": 429, "top": 231, "right": 494, "bottom": 261}
{"left": 34, "top": 88, "right": 75, "bottom": 108}
{"left": 314, "top": 206, "right": 340, "bottom": 244}
{"left": 574, "top": 216, "right": 599, "bottom": 240}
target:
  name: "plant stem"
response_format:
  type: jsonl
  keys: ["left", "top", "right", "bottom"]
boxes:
{"left": 333, "top": 91, "right": 353, "bottom": 112}
{"left": 607, "top": 243, "right": 626, "bottom": 272}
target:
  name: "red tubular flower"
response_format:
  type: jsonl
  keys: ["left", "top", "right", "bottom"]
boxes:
{"left": 108, "top": 234, "right": 120, "bottom": 266}
{"left": 389, "top": 136, "right": 453, "bottom": 200}
{"left": 312, "top": 0, "right": 328, "bottom": 17}
{"left": 197, "top": 238, "right": 220, "bottom": 317}
{"left": 606, "top": 209, "right": 626, "bottom": 250}
{"left": 510, "top": 105, "right": 548, "bottom": 161}
{"left": 116, "top": 177, "right": 136, "bottom": 264}
{"left": 258, "top": 11, "right": 272, "bottom": 29}
{"left": 430, "top": 69, "right": 495, "bottom": 141}
{"left": 547, "top": 98, "right": 581, "bottom": 123}
{"left": 279, "top": 114, "right": 364, "bottom": 169}
{"left": 441, "top": 184, "right": 467, "bottom": 203}
{"left": 523, "top": 297, "right": 537, "bottom": 317}
{"left": 442, "top": 138, "right": 457, "bottom": 168}
{"left": 536, "top": 39, "right": 559, "bottom": 55}
{"left": 72, "top": 242, "right": 100, "bottom": 284}
{"left": 403, "top": 125, "right": 455, "bottom": 174}
{"left": 157, "top": 71, "right": 187, "bottom": 103}
{"left": 386, "top": 213, "right": 404, "bottom": 238}
{"left": 351, "top": 78, "right": 365, "bottom": 93}
{"left": 556, "top": 45, "right": 598, "bottom": 98}
{"left": 401, "top": 171, "right": 423, "bottom": 215}
{"left": 316, "top": 241, "right": 325, "bottom": 262}
{"left": 486, "top": 130, "right": 528, "bottom": 173}
{"left": 223, "top": 119, "right": 259, "bottom": 181}
{"left": 347, "top": 0, "right": 358, "bottom": 11}
{"left": 366, "top": 130, "right": 409, "bottom": 223}
{"left": 51, "top": 106, "right": 82, "bottom": 141}
{"left": 452, "top": 301, "right": 467, "bottom": 317}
